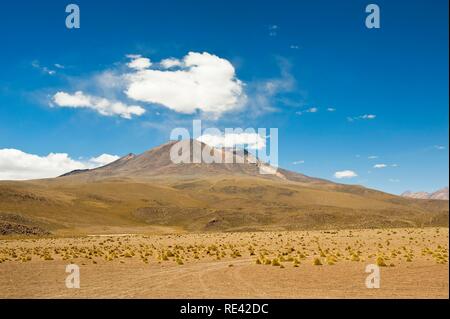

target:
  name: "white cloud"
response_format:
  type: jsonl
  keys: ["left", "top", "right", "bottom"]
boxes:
{"left": 327, "top": 107, "right": 336, "bottom": 112}
{"left": 290, "top": 45, "right": 299, "bottom": 49}
{"left": 368, "top": 155, "right": 379, "bottom": 159}
{"left": 125, "top": 52, "right": 246, "bottom": 118}
{"left": 347, "top": 114, "right": 376, "bottom": 122}
{"left": 127, "top": 55, "right": 152, "bottom": 70}
{"left": 334, "top": 170, "right": 358, "bottom": 179}
{"left": 32, "top": 60, "right": 56, "bottom": 75}
{"left": 0, "top": 149, "right": 119, "bottom": 180}
{"left": 88, "top": 154, "right": 120, "bottom": 166}
{"left": 373, "top": 164, "right": 387, "bottom": 168}
{"left": 389, "top": 178, "right": 400, "bottom": 183}
{"left": 292, "top": 160, "right": 305, "bottom": 165}
{"left": 48, "top": 52, "right": 294, "bottom": 120}
{"left": 160, "top": 58, "right": 183, "bottom": 69}
{"left": 52, "top": 91, "right": 146, "bottom": 119}
{"left": 296, "top": 107, "right": 318, "bottom": 116}
{"left": 434, "top": 145, "right": 446, "bottom": 150}
{"left": 268, "top": 25, "right": 278, "bottom": 36}
{"left": 197, "top": 132, "right": 266, "bottom": 150}
{"left": 49, "top": 52, "right": 293, "bottom": 120}
{"left": 245, "top": 58, "right": 295, "bottom": 117}
{"left": 391, "top": 164, "right": 399, "bottom": 167}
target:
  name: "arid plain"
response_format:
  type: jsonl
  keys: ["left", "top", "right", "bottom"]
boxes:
{"left": 1, "top": 227, "right": 448, "bottom": 298}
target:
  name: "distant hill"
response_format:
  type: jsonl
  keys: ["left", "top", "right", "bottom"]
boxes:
{"left": 0, "top": 140, "right": 448, "bottom": 236}
{"left": 402, "top": 187, "right": 449, "bottom": 201}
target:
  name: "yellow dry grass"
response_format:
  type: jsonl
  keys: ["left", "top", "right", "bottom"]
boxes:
{"left": 0, "top": 227, "right": 448, "bottom": 298}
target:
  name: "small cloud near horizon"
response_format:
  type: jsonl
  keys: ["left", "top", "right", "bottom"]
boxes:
{"left": 334, "top": 170, "right": 358, "bottom": 179}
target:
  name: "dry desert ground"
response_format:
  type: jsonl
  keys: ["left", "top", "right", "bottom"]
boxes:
{"left": 0, "top": 227, "right": 448, "bottom": 298}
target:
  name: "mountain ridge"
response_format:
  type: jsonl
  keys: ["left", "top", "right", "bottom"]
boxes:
{"left": 402, "top": 187, "right": 449, "bottom": 201}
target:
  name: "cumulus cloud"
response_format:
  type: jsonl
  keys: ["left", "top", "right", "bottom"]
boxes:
{"left": 373, "top": 164, "right": 387, "bottom": 168}
{"left": 127, "top": 55, "right": 152, "bottom": 70}
{"left": 334, "top": 170, "right": 358, "bottom": 179}
{"left": 0, "top": 149, "right": 119, "bottom": 180}
{"left": 49, "top": 52, "right": 291, "bottom": 120}
{"left": 52, "top": 91, "right": 146, "bottom": 119}
{"left": 160, "top": 58, "right": 183, "bottom": 69}
{"left": 124, "top": 52, "right": 246, "bottom": 117}
{"left": 197, "top": 132, "right": 266, "bottom": 150}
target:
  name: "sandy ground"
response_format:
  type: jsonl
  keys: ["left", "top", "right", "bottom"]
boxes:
{"left": 0, "top": 228, "right": 448, "bottom": 298}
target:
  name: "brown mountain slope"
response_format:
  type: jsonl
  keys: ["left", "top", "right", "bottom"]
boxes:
{"left": 0, "top": 140, "right": 448, "bottom": 236}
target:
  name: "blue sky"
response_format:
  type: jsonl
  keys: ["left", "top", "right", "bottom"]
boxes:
{"left": 0, "top": 0, "right": 448, "bottom": 194}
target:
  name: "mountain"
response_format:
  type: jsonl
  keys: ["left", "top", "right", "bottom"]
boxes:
{"left": 402, "top": 187, "right": 449, "bottom": 201}
{"left": 0, "top": 140, "right": 448, "bottom": 236}
{"left": 59, "top": 140, "right": 316, "bottom": 183}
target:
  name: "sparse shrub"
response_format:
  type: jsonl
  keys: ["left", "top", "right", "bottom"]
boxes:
{"left": 271, "top": 258, "right": 281, "bottom": 266}
{"left": 376, "top": 256, "right": 387, "bottom": 267}
{"left": 326, "top": 256, "right": 336, "bottom": 265}
{"left": 313, "top": 257, "right": 322, "bottom": 266}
